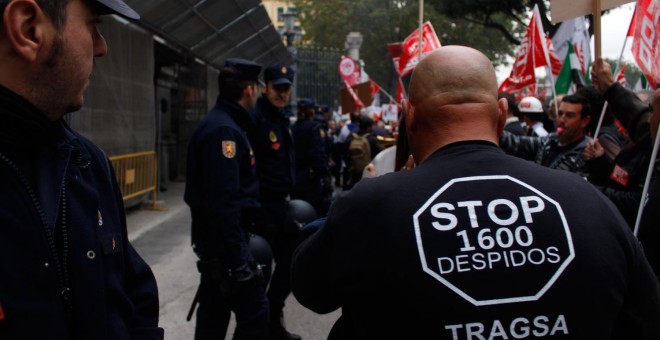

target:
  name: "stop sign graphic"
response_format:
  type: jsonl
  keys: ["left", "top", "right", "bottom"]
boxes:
{"left": 412, "top": 175, "right": 575, "bottom": 306}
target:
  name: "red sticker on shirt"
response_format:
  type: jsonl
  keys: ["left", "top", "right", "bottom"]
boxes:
{"left": 0, "top": 302, "right": 5, "bottom": 321}
{"left": 609, "top": 164, "right": 629, "bottom": 187}
{"left": 271, "top": 142, "right": 281, "bottom": 150}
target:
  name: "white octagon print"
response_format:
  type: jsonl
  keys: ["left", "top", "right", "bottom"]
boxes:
{"left": 413, "top": 175, "right": 575, "bottom": 306}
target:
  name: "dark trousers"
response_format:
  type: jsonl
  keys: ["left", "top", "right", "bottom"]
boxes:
{"left": 194, "top": 273, "right": 270, "bottom": 340}
{"left": 259, "top": 193, "right": 300, "bottom": 323}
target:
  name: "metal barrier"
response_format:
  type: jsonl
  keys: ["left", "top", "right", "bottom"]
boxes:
{"left": 109, "top": 151, "right": 159, "bottom": 210}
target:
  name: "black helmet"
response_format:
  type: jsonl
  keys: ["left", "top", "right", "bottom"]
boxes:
{"left": 249, "top": 234, "right": 273, "bottom": 283}
{"left": 285, "top": 199, "right": 318, "bottom": 233}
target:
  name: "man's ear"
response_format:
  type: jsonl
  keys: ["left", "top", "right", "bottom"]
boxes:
{"left": 581, "top": 114, "right": 591, "bottom": 129}
{"left": 403, "top": 99, "right": 414, "bottom": 134}
{"left": 3, "top": 0, "right": 49, "bottom": 62}
{"left": 496, "top": 97, "right": 508, "bottom": 135}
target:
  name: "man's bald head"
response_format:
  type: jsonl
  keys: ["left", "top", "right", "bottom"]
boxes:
{"left": 409, "top": 46, "right": 499, "bottom": 108}
{"left": 404, "top": 46, "right": 506, "bottom": 164}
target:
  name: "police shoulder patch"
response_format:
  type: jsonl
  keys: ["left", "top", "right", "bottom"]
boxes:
{"left": 222, "top": 140, "right": 236, "bottom": 158}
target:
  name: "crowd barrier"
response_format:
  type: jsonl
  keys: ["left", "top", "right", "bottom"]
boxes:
{"left": 109, "top": 151, "right": 159, "bottom": 210}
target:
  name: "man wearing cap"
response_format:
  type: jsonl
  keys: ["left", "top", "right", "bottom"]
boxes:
{"left": 248, "top": 64, "right": 302, "bottom": 340}
{"left": 292, "top": 98, "right": 331, "bottom": 215}
{"left": 185, "top": 58, "right": 268, "bottom": 339}
{"left": 0, "top": 0, "right": 162, "bottom": 338}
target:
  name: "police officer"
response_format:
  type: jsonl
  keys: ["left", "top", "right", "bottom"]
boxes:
{"left": 291, "top": 46, "right": 660, "bottom": 339}
{"left": 292, "top": 99, "right": 331, "bottom": 215}
{"left": 184, "top": 59, "right": 268, "bottom": 339}
{"left": 248, "top": 64, "right": 301, "bottom": 340}
{"left": 0, "top": 0, "right": 162, "bottom": 338}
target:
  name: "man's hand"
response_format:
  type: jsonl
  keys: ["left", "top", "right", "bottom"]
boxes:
{"left": 584, "top": 139, "right": 605, "bottom": 161}
{"left": 590, "top": 58, "right": 615, "bottom": 92}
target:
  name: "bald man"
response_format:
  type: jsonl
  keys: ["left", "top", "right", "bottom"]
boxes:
{"left": 291, "top": 46, "right": 660, "bottom": 339}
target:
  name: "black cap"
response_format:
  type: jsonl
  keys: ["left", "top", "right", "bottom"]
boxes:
{"left": 95, "top": 0, "right": 140, "bottom": 20}
{"left": 223, "top": 58, "right": 262, "bottom": 82}
{"left": 264, "top": 64, "right": 295, "bottom": 86}
{"left": 298, "top": 98, "right": 315, "bottom": 109}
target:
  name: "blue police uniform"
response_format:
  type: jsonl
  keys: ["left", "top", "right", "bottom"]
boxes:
{"left": 0, "top": 85, "right": 163, "bottom": 339}
{"left": 184, "top": 59, "right": 269, "bottom": 340}
{"left": 248, "top": 64, "right": 303, "bottom": 340}
{"left": 292, "top": 99, "right": 330, "bottom": 215}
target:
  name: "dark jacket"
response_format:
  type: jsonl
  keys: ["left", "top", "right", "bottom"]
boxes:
{"left": 184, "top": 98, "right": 259, "bottom": 269}
{"left": 499, "top": 130, "right": 590, "bottom": 176}
{"left": 292, "top": 141, "right": 660, "bottom": 339}
{"left": 604, "top": 82, "right": 660, "bottom": 278}
{"left": 249, "top": 95, "right": 295, "bottom": 196}
{"left": 0, "top": 86, "right": 162, "bottom": 339}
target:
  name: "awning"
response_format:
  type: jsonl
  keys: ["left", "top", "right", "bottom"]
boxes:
{"left": 123, "top": 0, "right": 293, "bottom": 68}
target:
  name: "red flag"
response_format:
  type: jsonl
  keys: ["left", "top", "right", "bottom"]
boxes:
{"left": 370, "top": 80, "right": 380, "bottom": 97}
{"left": 338, "top": 56, "right": 365, "bottom": 108}
{"left": 338, "top": 56, "right": 360, "bottom": 87}
{"left": 499, "top": 5, "right": 551, "bottom": 92}
{"left": 615, "top": 64, "right": 627, "bottom": 86}
{"left": 546, "top": 36, "right": 563, "bottom": 76}
{"left": 631, "top": 0, "right": 659, "bottom": 89}
{"left": 573, "top": 42, "right": 587, "bottom": 75}
{"left": 627, "top": 7, "right": 637, "bottom": 37}
{"left": 398, "top": 22, "right": 442, "bottom": 76}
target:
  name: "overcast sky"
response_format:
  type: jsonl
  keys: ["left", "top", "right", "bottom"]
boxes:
{"left": 496, "top": 3, "right": 637, "bottom": 82}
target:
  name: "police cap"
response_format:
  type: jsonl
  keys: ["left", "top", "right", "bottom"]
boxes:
{"left": 265, "top": 64, "right": 295, "bottom": 86}
{"left": 223, "top": 58, "right": 262, "bottom": 82}
{"left": 94, "top": 0, "right": 140, "bottom": 20}
{"left": 298, "top": 98, "right": 315, "bottom": 109}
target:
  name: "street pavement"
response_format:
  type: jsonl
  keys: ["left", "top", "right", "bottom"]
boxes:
{"left": 126, "top": 181, "right": 340, "bottom": 340}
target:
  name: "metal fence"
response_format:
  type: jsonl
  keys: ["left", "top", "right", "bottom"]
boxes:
{"left": 296, "top": 46, "right": 342, "bottom": 109}
{"left": 109, "top": 151, "right": 158, "bottom": 209}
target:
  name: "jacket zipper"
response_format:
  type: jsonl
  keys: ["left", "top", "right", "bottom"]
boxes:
{"left": 0, "top": 151, "right": 72, "bottom": 311}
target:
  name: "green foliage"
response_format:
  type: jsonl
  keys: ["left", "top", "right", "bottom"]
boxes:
{"left": 291, "top": 0, "right": 524, "bottom": 95}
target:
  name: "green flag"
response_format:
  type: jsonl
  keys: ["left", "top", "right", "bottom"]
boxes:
{"left": 555, "top": 44, "right": 584, "bottom": 95}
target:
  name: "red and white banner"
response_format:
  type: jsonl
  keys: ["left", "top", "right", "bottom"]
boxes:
{"left": 339, "top": 56, "right": 361, "bottom": 87}
{"left": 499, "top": 5, "right": 552, "bottom": 93}
{"left": 631, "top": 0, "right": 660, "bottom": 89}
{"left": 338, "top": 56, "right": 365, "bottom": 108}
{"left": 398, "top": 22, "right": 442, "bottom": 76}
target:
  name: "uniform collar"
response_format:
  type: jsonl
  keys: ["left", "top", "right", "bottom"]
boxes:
{"left": 0, "top": 84, "right": 64, "bottom": 150}
{"left": 216, "top": 98, "right": 253, "bottom": 130}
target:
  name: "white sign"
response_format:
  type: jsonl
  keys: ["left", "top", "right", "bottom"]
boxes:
{"left": 550, "top": 0, "right": 634, "bottom": 23}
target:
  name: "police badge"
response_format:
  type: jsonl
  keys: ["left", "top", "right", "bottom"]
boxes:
{"left": 222, "top": 140, "right": 236, "bottom": 158}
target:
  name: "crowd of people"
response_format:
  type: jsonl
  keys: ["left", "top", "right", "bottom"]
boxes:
{"left": 2, "top": 0, "right": 660, "bottom": 339}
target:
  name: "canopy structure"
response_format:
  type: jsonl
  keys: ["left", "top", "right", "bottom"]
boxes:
{"left": 124, "top": 0, "right": 293, "bottom": 68}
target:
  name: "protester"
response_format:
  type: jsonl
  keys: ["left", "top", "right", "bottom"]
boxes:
{"left": 500, "top": 95, "right": 592, "bottom": 176}
{"left": 499, "top": 92, "right": 526, "bottom": 136}
{"left": 184, "top": 59, "right": 269, "bottom": 339}
{"left": 291, "top": 46, "right": 660, "bottom": 339}
{"left": 591, "top": 57, "right": 660, "bottom": 279}
{"left": 248, "top": 64, "right": 301, "bottom": 340}
{"left": 0, "top": 0, "right": 162, "bottom": 338}
{"left": 519, "top": 96, "right": 549, "bottom": 137}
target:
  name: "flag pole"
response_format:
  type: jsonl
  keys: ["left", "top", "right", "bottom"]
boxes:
{"left": 594, "top": 6, "right": 633, "bottom": 139}
{"left": 593, "top": 0, "right": 602, "bottom": 59}
{"left": 634, "top": 122, "right": 660, "bottom": 237}
{"left": 419, "top": 0, "right": 424, "bottom": 58}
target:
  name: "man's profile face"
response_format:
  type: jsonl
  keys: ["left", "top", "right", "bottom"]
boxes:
{"left": 264, "top": 82, "right": 292, "bottom": 109}
{"left": 33, "top": 0, "right": 108, "bottom": 120}
{"left": 556, "top": 101, "right": 589, "bottom": 145}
